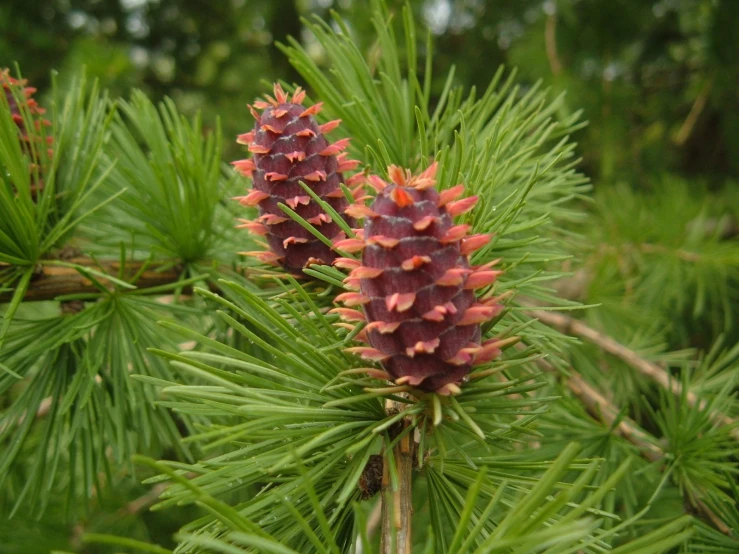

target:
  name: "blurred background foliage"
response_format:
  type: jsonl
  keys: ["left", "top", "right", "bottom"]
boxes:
{"left": 2, "top": 0, "right": 738, "bottom": 184}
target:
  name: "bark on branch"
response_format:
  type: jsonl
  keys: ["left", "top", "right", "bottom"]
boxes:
{"left": 528, "top": 308, "right": 739, "bottom": 441}
{"left": 0, "top": 258, "right": 182, "bottom": 303}
{"left": 381, "top": 401, "right": 415, "bottom": 554}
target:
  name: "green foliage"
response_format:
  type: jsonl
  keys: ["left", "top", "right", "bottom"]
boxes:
{"left": 0, "top": 280, "right": 201, "bottom": 517}
{"left": 0, "top": 70, "right": 113, "bottom": 337}
{"left": 650, "top": 371, "right": 738, "bottom": 511}
{"left": 92, "top": 91, "right": 234, "bottom": 264}
{"left": 0, "top": 70, "right": 110, "bottom": 263}
{"left": 129, "top": 277, "right": 543, "bottom": 547}
{"left": 0, "top": 1, "right": 737, "bottom": 553}
{"left": 129, "top": 446, "right": 696, "bottom": 554}
{"left": 0, "top": 73, "right": 240, "bottom": 520}
{"left": 579, "top": 180, "right": 739, "bottom": 343}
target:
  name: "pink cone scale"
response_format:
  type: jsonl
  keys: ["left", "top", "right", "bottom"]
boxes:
{"left": 233, "top": 83, "right": 361, "bottom": 273}
{"left": 333, "top": 163, "right": 505, "bottom": 395}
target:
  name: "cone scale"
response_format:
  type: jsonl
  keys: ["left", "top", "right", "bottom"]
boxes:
{"left": 333, "top": 163, "right": 504, "bottom": 395}
{"left": 233, "top": 83, "right": 361, "bottom": 273}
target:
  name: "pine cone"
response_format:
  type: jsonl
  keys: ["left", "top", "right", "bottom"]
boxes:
{"left": 1, "top": 69, "right": 52, "bottom": 197}
{"left": 233, "top": 83, "right": 361, "bottom": 273}
{"left": 332, "top": 163, "right": 505, "bottom": 395}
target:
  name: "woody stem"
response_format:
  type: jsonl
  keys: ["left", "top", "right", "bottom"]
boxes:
{"left": 380, "top": 402, "right": 414, "bottom": 554}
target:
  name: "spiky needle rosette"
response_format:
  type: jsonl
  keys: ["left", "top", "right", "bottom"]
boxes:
{"left": 1, "top": 68, "right": 52, "bottom": 195}
{"left": 332, "top": 163, "right": 508, "bottom": 395}
{"left": 233, "top": 83, "right": 361, "bottom": 273}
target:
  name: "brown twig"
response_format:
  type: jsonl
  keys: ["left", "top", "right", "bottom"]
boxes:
{"left": 116, "top": 482, "right": 169, "bottom": 517}
{"left": 675, "top": 77, "right": 713, "bottom": 146}
{"left": 638, "top": 242, "right": 702, "bottom": 263}
{"left": 367, "top": 499, "right": 383, "bottom": 538}
{"left": 524, "top": 345, "right": 662, "bottom": 461}
{"left": 0, "top": 258, "right": 182, "bottom": 302}
{"left": 545, "top": 13, "right": 563, "bottom": 76}
{"left": 528, "top": 308, "right": 739, "bottom": 441}
{"left": 569, "top": 371, "right": 663, "bottom": 462}
{"left": 380, "top": 400, "right": 414, "bottom": 554}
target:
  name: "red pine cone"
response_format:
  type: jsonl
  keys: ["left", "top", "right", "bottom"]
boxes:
{"left": 1, "top": 69, "right": 53, "bottom": 197}
{"left": 332, "top": 163, "right": 505, "bottom": 395}
{"left": 233, "top": 83, "right": 361, "bottom": 273}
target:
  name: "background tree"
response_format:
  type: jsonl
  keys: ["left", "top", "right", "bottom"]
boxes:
{"left": 3, "top": 0, "right": 738, "bottom": 183}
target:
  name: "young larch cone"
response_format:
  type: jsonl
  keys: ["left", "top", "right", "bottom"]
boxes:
{"left": 1, "top": 69, "right": 53, "bottom": 197}
{"left": 233, "top": 83, "right": 361, "bottom": 273}
{"left": 332, "top": 163, "right": 506, "bottom": 395}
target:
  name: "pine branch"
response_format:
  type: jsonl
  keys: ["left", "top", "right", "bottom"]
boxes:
{"left": 529, "top": 308, "right": 739, "bottom": 441}
{"left": 567, "top": 372, "right": 662, "bottom": 462}
{"left": 532, "top": 352, "right": 733, "bottom": 536}
{"left": 0, "top": 258, "right": 188, "bottom": 302}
